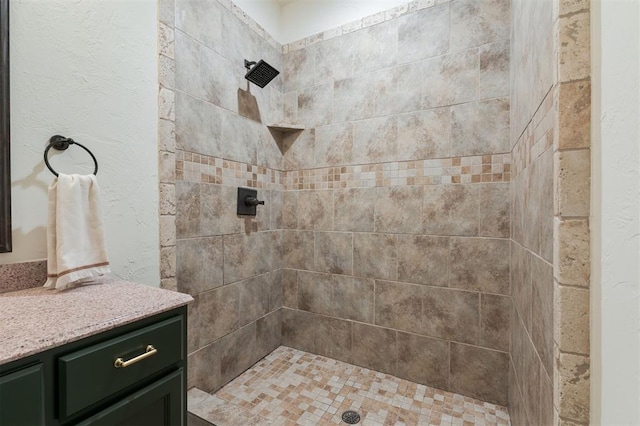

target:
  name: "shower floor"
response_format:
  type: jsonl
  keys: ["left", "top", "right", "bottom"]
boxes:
{"left": 187, "top": 346, "right": 511, "bottom": 426}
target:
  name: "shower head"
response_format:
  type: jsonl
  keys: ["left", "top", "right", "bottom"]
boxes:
{"left": 244, "top": 59, "right": 280, "bottom": 88}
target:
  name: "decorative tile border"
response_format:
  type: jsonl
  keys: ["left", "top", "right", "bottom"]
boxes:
{"left": 283, "top": 0, "right": 451, "bottom": 53}
{"left": 175, "top": 151, "right": 283, "bottom": 190}
{"left": 176, "top": 150, "right": 511, "bottom": 190}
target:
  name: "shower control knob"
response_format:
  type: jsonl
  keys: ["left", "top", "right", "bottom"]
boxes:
{"left": 244, "top": 196, "right": 264, "bottom": 207}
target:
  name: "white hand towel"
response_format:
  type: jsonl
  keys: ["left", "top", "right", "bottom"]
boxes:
{"left": 43, "top": 173, "right": 111, "bottom": 290}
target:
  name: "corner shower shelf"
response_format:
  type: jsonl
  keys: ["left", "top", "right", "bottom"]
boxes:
{"left": 267, "top": 124, "right": 305, "bottom": 133}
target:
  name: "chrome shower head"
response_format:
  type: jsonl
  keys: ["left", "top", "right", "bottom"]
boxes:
{"left": 244, "top": 59, "right": 280, "bottom": 88}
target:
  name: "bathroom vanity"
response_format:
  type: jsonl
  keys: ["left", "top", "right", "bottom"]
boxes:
{"left": 0, "top": 279, "right": 192, "bottom": 425}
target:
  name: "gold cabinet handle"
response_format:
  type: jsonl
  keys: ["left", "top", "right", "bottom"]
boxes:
{"left": 114, "top": 345, "right": 157, "bottom": 368}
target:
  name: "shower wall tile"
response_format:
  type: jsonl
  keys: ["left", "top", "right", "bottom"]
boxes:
{"left": 396, "top": 108, "right": 450, "bottom": 161}
{"left": 297, "top": 84, "right": 333, "bottom": 128}
{"left": 353, "top": 115, "right": 398, "bottom": 164}
{"left": 238, "top": 275, "right": 271, "bottom": 327}
{"left": 478, "top": 183, "right": 510, "bottom": 238}
{"left": 282, "top": 308, "right": 315, "bottom": 353}
{"left": 353, "top": 233, "right": 397, "bottom": 281}
{"left": 199, "top": 284, "right": 240, "bottom": 345}
{"left": 422, "top": 49, "right": 479, "bottom": 109}
{"left": 223, "top": 231, "right": 281, "bottom": 284}
{"left": 314, "top": 34, "right": 355, "bottom": 85}
{"left": 450, "top": 0, "right": 511, "bottom": 51}
{"left": 423, "top": 185, "right": 479, "bottom": 236}
{"left": 351, "top": 323, "right": 397, "bottom": 375}
{"left": 297, "top": 270, "right": 333, "bottom": 316}
{"left": 314, "top": 232, "right": 353, "bottom": 275}
{"left": 175, "top": 0, "right": 222, "bottom": 54}
{"left": 479, "top": 40, "right": 510, "bottom": 99}
{"left": 314, "top": 315, "right": 353, "bottom": 363}
{"left": 218, "top": 322, "right": 259, "bottom": 386}
{"left": 451, "top": 98, "right": 510, "bottom": 156}
{"left": 314, "top": 123, "right": 354, "bottom": 167}
{"left": 176, "top": 237, "right": 224, "bottom": 295}
{"left": 200, "top": 184, "right": 242, "bottom": 235}
{"left": 297, "top": 190, "right": 333, "bottom": 230}
{"left": 256, "top": 310, "right": 282, "bottom": 356}
{"left": 333, "top": 77, "right": 376, "bottom": 123}
{"left": 283, "top": 48, "right": 315, "bottom": 92}
{"left": 268, "top": 269, "right": 283, "bottom": 312}
{"left": 422, "top": 286, "right": 480, "bottom": 344}
{"left": 374, "top": 280, "right": 424, "bottom": 335}
{"left": 282, "top": 269, "right": 298, "bottom": 309}
{"left": 333, "top": 276, "right": 375, "bottom": 323}
{"left": 450, "top": 237, "right": 510, "bottom": 294}
{"left": 283, "top": 230, "right": 314, "bottom": 270}
{"left": 397, "top": 3, "right": 450, "bottom": 64}
{"left": 511, "top": 241, "right": 532, "bottom": 332}
{"left": 396, "top": 332, "right": 449, "bottom": 391}
{"left": 175, "top": 92, "right": 223, "bottom": 157}
{"left": 373, "top": 186, "right": 423, "bottom": 234}
{"left": 450, "top": 343, "right": 509, "bottom": 405}
{"left": 283, "top": 129, "right": 315, "bottom": 171}
{"left": 188, "top": 342, "right": 222, "bottom": 393}
{"left": 480, "top": 294, "right": 511, "bottom": 352}
{"left": 373, "top": 62, "right": 423, "bottom": 117}
{"left": 352, "top": 20, "right": 398, "bottom": 74}
{"left": 531, "top": 255, "right": 554, "bottom": 376}
{"left": 175, "top": 181, "right": 201, "bottom": 238}
{"left": 333, "top": 188, "right": 375, "bottom": 232}
{"left": 396, "top": 235, "right": 450, "bottom": 287}
{"left": 282, "top": 191, "right": 298, "bottom": 229}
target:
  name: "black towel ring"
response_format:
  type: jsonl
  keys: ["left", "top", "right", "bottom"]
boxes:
{"left": 44, "top": 135, "right": 99, "bottom": 177}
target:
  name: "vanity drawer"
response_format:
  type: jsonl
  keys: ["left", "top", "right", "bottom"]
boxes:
{"left": 58, "top": 315, "right": 184, "bottom": 420}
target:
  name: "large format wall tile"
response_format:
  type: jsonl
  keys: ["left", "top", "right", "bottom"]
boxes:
{"left": 450, "top": 237, "right": 510, "bottom": 294}
{"left": 351, "top": 323, "right": 397, "bottom": 375}
{"left": 333, "top": 188, "right": 375, "bottom": 232}
{"left": 423, "top": 286, "right": 480, "bottom": 344}
{"left": 353, "top": 20, "right": 398, "bottom": 74}
{"left": 375, "top": 280, "right": 423, "bottom": 335}
{"left": 423, "top": 185, "right": 479, "bottom": 236}
{"left": 177, "top": 236, "right": 224, "bottom": 295}
{"left": 450, "top": 343, "right": 509, "bottom": 405}
{"left": 298, "top": 190, "right": 333, "bottom": 230}
{"left": 422, "top": 50, "right": 479, "bottom": 109}
{"left": 353, "top": 116, "right": 398, "bottom": 164}
{"left": 314, "top": 232, "right": 353, "bottom": 275}
{"left": 397, "top": 108, "right": 450, "bottom": 161}
{"left": 479, "top": 40, "right": 510, "bottom": 99}
{"left": 353, "top": 233, "right": 397, "bottom": 281}
{"left": 397, "top": 235, "right": 449, "bottom": 287}
{"left": 451, "top": 98, "right": 510, "bottom": 156}
{"left": 450, "top": 0, "right": 510, "bottom": 51}
{"left": 398, "top": 3, "right": 450, "bottom": 64}
{"left": 315, "top": 123, "right": 354, "bottom": 167}
{"left": 374, "top": 186, "right": 423, "bottom": 234}
{"left": 283, "top": 230, "right": 314, "bottom": 270}
{"left": 480, "top": 294, "right": 511, "bottom": 352}
{"left": 397, "top": 332, "right": 449, "bottom": 390}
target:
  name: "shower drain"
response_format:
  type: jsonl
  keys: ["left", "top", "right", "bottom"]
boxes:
{"left": 341, "top": 410, "right": 361, "bottom": 424}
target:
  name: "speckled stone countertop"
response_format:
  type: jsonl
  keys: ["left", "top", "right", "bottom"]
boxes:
{"left": 0, "top": 277, "right": 193, "bottom": 365}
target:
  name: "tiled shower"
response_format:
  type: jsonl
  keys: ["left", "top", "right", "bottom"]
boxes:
{"left": 157, "top": 0, "right": 592, "bottom": 424}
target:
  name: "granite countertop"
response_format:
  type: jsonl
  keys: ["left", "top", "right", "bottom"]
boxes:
{"left": 0, "top": 277, "right": 193, "bottom": 365}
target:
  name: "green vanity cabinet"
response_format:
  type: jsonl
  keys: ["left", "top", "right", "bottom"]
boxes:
{"left": 0, "top": 306, "right": 187, "bottom": 426}
{"left": 0, "top": 363, "right": 45, "bottom": 425}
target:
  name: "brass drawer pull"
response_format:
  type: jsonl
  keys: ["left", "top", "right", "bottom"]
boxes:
{"left": 114, "top": 345, "right": 157, "bottom": 368}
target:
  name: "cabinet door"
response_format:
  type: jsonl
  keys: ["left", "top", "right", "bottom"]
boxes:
{"left": 74, "top": 369, "right": 184, "bottom": 426}
{"left": 0, "top": 363, "right": 45, "bottom": 426}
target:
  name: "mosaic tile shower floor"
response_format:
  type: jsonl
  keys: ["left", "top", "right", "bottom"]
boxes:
{"left": 188, "top": 346, "right": 511, "bottom": 426}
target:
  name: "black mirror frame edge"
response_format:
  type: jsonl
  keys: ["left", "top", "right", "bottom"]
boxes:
{"left": 0, "top": 0, "right": 11, "bottom": 253}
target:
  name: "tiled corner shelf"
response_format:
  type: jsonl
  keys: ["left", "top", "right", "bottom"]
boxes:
{"left": 266, "top": 124, "right": 305, "bottom": 132}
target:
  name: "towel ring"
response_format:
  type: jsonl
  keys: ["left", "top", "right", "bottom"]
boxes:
{"left": 44, "top": 135, "right": 99, "bottom": 177}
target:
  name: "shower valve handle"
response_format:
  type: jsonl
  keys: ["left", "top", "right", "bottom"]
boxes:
{"left": 244, "top": 196, "right": 264, "bottom": 207}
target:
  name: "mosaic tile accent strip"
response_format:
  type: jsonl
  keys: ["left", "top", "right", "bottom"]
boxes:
{"left": 283, "top": 154, "right": 511, "bottom": 190}
{"left": 189, "top": 346, "right": 511, "bottom": 426}
{"left": 176, "top": 151, "right": 511, "bottom": 191}
{"left": 176, "top": 151, "right": 283, "bottom": 190}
